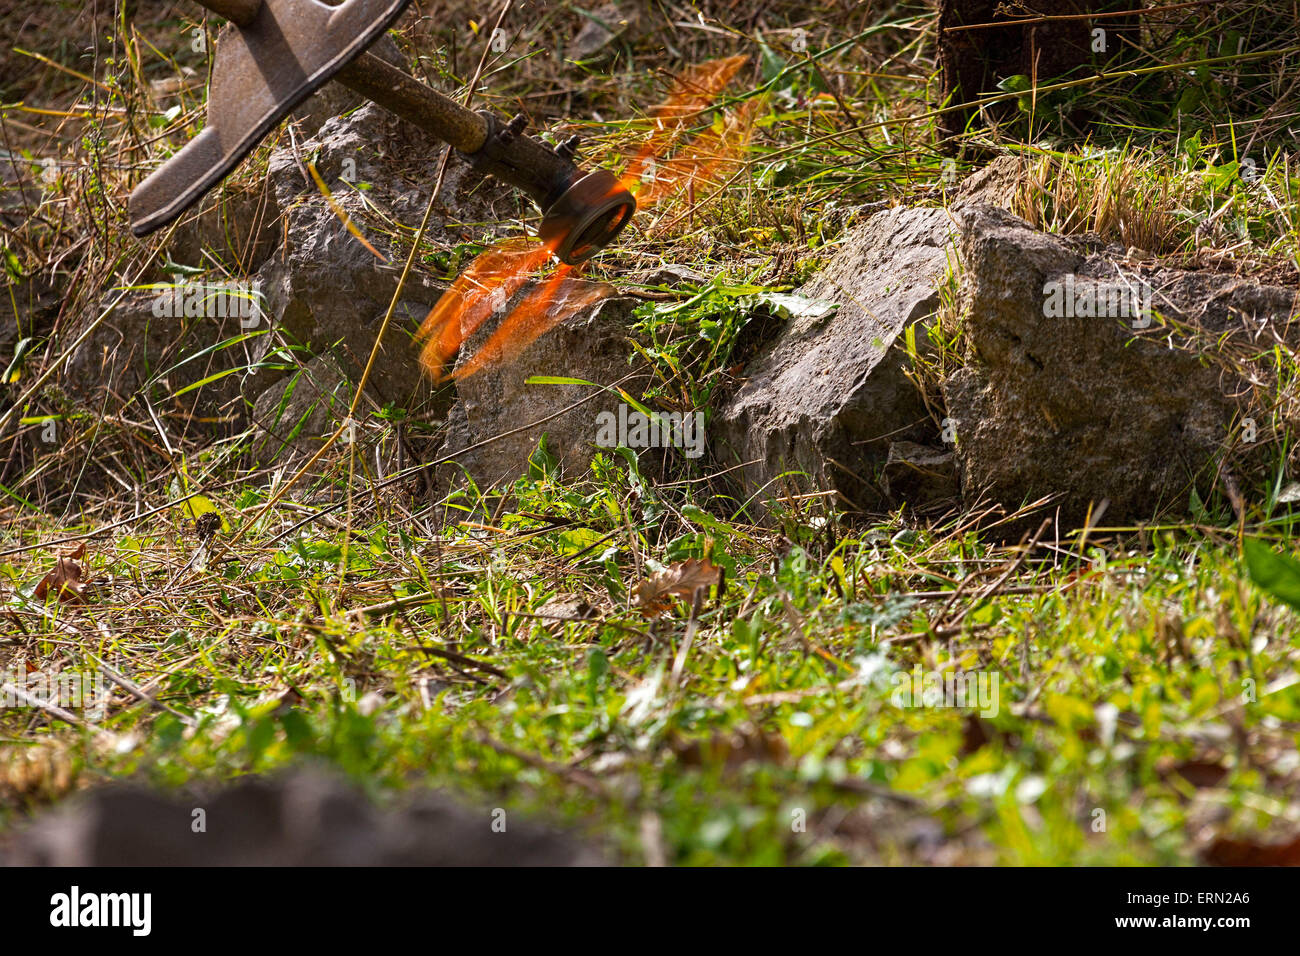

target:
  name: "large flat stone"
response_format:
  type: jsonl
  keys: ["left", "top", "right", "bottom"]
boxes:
{"left": 714, "top": 205, "right": 960, "bottom": 514}
{"left": 944, "top": 204, "right": 1300, "bottom": 525}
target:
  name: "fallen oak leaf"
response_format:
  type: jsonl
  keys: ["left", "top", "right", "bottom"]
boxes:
{"left": 34, "top": 543, "right": 87, "bottom": 604}
{"left": 633, "top": 558, "right": 721, "bottom": 618}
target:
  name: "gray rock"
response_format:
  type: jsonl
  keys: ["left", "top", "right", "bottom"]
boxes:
{"left": 249, "top": 353, "right": 352, "bottom": 465}
{"left": 244, "top": 238, "right": 445, "bottom": 423}
{"left": 714, "top": 202, "right": 1299, "bottom": 526}
{"left": 3, "top": 769, "right": 605, "bottom": 866}
{"left": 569, "top": 3, "right": 642, "bottom": 60}
{"left": 242, "top": 101, "right": 528, "bottom": 460}
{"left": 714, "top": 205, "right": 960, "bottom": 515}
{"left": 163, "top": 187, "right": 281, "bottom": 278}
{"left": 944, "top": 204, "right": 1300, "bottom": 526}
{"left": 634, "top": 263, "right": 710, "bottom": 288}
{"left": 436, "top": 285, "right": 648, "bottom": 493}
{"left": 247, "top": 353, "right": 416, "bottom": 484}
{"left": 62, "top": 287, "right": 253, "bottom": 424}
{"left": 952, "top": 154, "right": 1026, "bottom": 212}
{"left": 0, "top": 155, "right": 42, "bottom": 230}
{"left": 1, "top": 271, "right": 62, "bottom": 356}
{"left": 1, "top": 272, "right": 68, "bottom": 492}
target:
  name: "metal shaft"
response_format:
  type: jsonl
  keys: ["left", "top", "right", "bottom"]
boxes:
{"left": 336, "top": 53, "right": 488, "bottom": 154}
{"left": 335, "top": 52, "right": 583, "bottom": 211}
{"left": 195, "top": 0, "right": 486, "bottom": 155}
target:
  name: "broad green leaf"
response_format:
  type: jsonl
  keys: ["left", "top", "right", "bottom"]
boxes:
{"left": 1243, "top": 537, "right": 1300, "bottom": 611}
{"left": 743, "top": 292, "right": 836, "bottom": 322}
{"left": 554, "top": 527, "right": 605, "bottom": 556}
{"left": 177, "top": 494, "right": 229, "bottom": 531}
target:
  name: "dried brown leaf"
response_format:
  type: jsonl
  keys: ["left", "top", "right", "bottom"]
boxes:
{"left": 633, "top": 558, "right": 721, "bottom": 618}
{"left": 959, "top": 713, "right": 994, "bottom": 756}
{"left": 1158, "top": 756, "right": 1229, "bottom": 790}
{"left": 195, "top": 511, "right": 222, "bottom": 544}
{"left": 34, "top": 543, "right": 87, "bottom": 604}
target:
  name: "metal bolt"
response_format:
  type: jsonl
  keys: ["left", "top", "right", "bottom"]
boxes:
{"left": 498, "top": 113, "right": 528, "bottom": 145}
{"left": 555, "top": 135, "right": 581, "bottom": 161}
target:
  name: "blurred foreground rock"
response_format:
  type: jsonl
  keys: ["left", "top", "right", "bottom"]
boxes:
{"left": 3, "top": 770, "right": 605, "bottom": 866}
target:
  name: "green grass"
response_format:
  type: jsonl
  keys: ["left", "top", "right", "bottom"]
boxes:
{"left": 4, "top": 444, "right": 1300, "bottom": 864}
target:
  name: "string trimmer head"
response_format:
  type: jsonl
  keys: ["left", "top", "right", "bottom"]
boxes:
{"left": 130, "top": 0, "right": 636, "bottom": 265}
